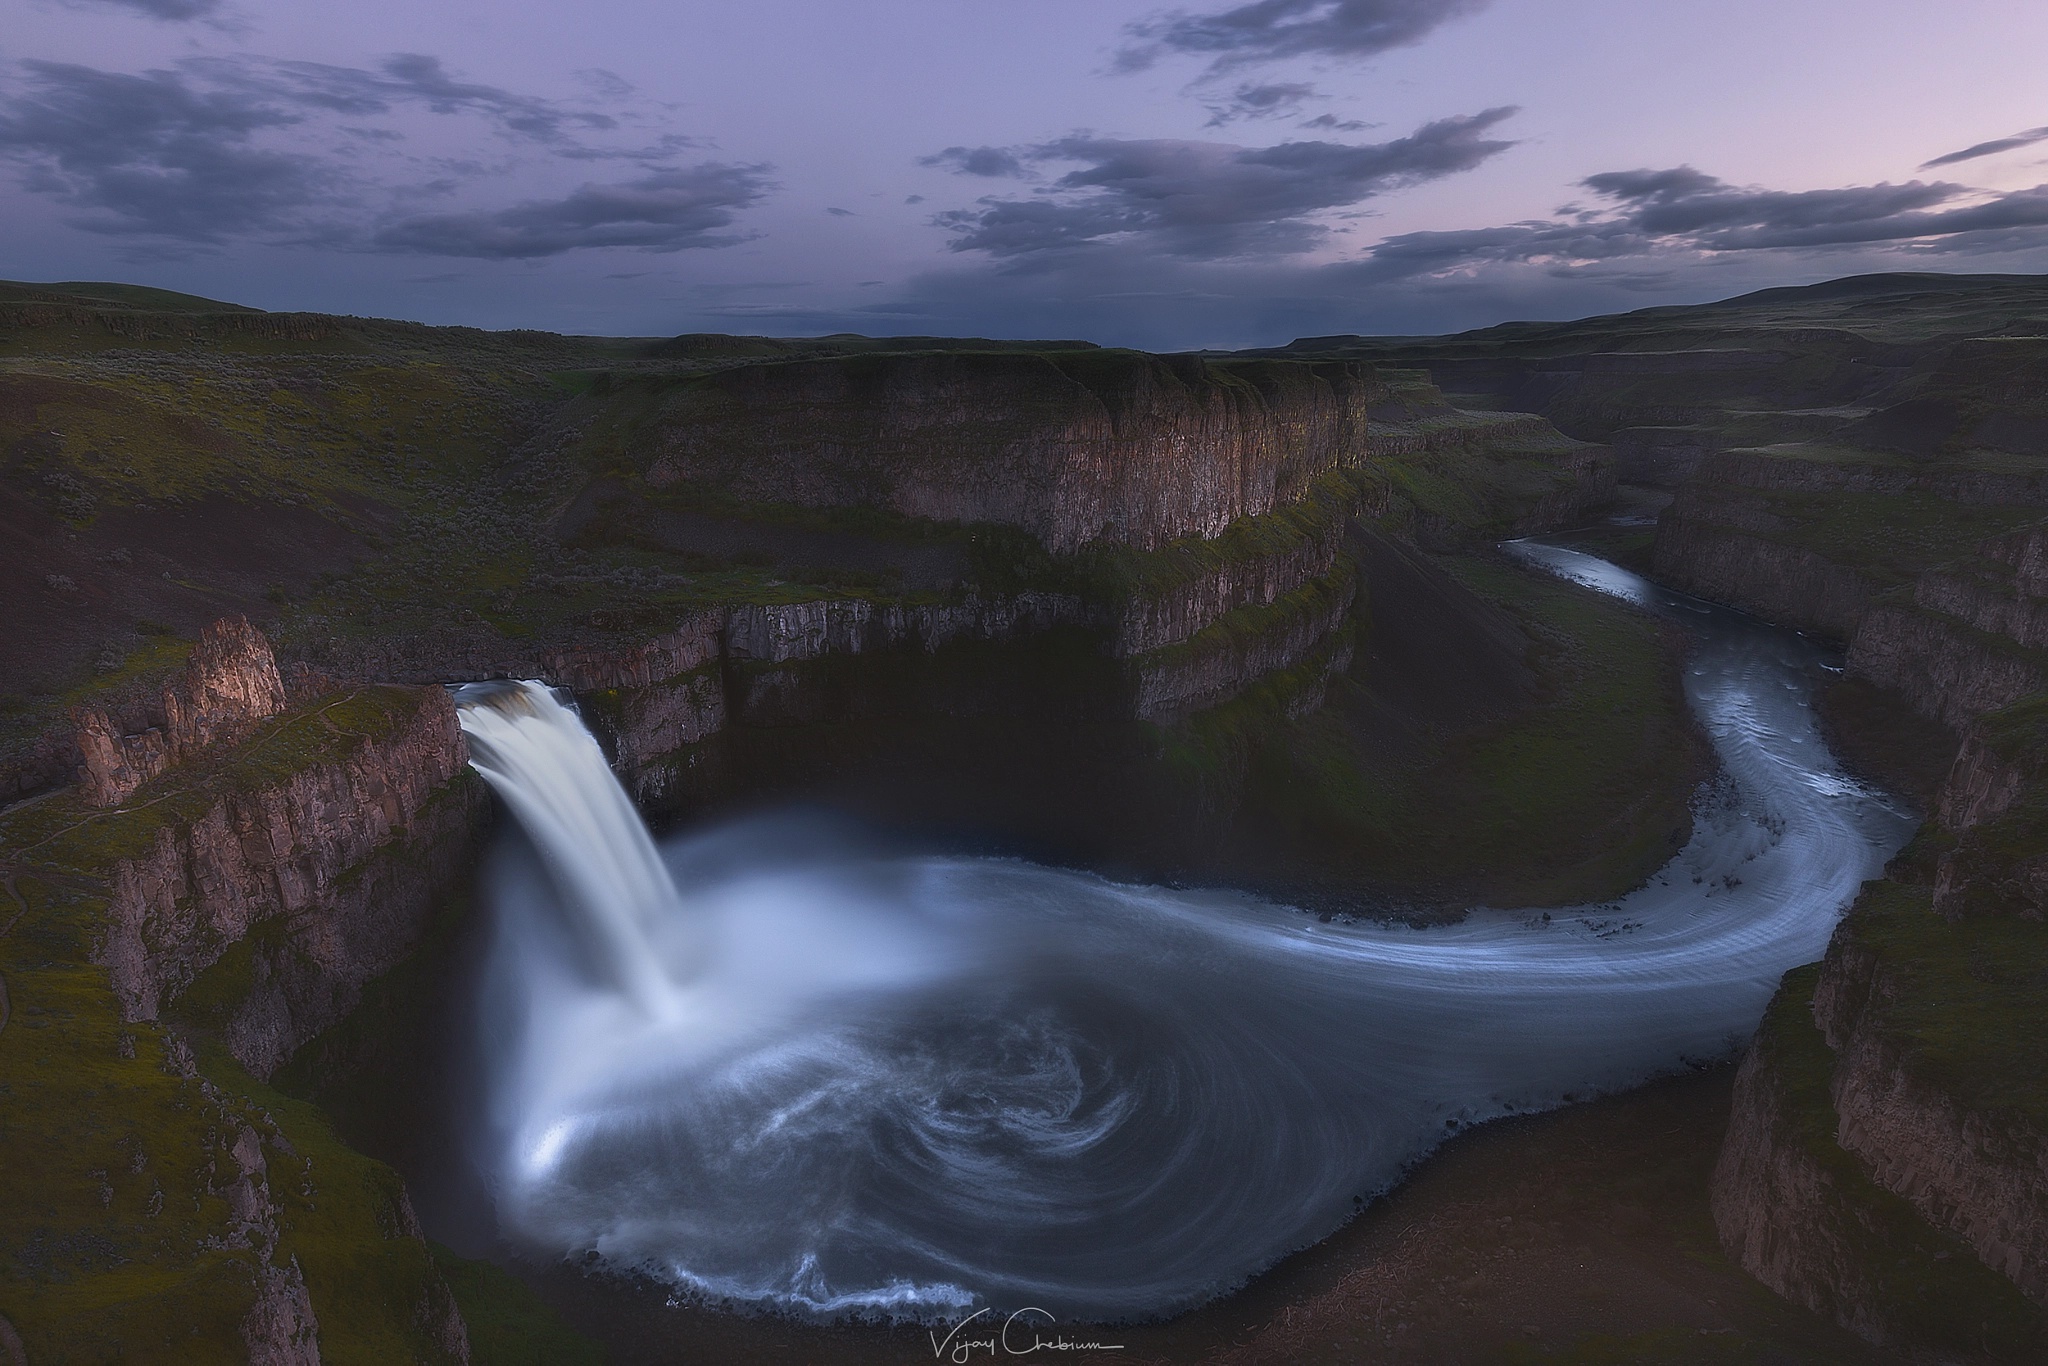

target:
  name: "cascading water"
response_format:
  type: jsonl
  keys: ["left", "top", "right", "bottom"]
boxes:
{"left": 451, "top": 546, "right": 1915, "bottom": 1322}
{"left": 454, "top": 683, "right": 688, "bottom": 1015}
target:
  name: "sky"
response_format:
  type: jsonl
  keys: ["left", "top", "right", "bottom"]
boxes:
{"left": 4, "top": 0, "right": 2048, "bottom": 349}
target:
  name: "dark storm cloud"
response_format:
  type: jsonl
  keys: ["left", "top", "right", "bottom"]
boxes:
{"left": 1581, "top": 167, "right": 1958, "bottom": 242}
{"left": 919, "top": 145, "right": 1032, "bottom": 178}
{"left": 934, "top": 106, "right": 1517, "bottom": 259}
{"left": 0, "top": 53, "right": 752, "bottom": 249}
{"left": 1117, "top": 0, "right": 1492, "bottom": 75}
{"left": 60, "top": 0, "right": 222, "bottom": 20}
{"left": 1203, "top": 81, "right": 1317, "bottom": 126}
{"left": 370, "top": 164, "right": 773, "bottom": 257}
{"left": 1343, "top": 165, "right": 2048, "bottom": 283}
{"left": 1921, "top": 126, "right": 2048, "bottom": 170}
{"left": 0, "top": 59, "right": 321, "bottom": 239}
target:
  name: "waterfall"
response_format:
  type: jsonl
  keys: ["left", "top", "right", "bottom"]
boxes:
{"left": 447, "top": 555, "right": 1915, "bottom": 1322}
{"left": 453, "top": 681, "right": 684, "bottom": 1016}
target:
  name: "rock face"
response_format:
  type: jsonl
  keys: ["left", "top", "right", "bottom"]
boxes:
{"left": 224, "top": 1122, "right": 324, "bottom": 1366}
{"left": 1937, "top": 724, "right": 2030, "bottom": 831}
{"left": 1846, "top": 604, "right": 2048, "bottom": 730}
{"left": 1129, "top": 565, "right": 1357, "bottom": 723}
{"left": 635, "top": 352, "right": 1373, "bottom": 552}
{"left": 1841, "top": 525, "right": 2048, "bottom": 728}
{"left": 1653, "top": 450, "right": 2048, "bottom": 727}
{"left": 1609, "top": 426, "right": 1720, "bottom": 487}
{"left": 99, "top": 683, "right": 481, "bottom": 1077}
{"left": 1112, "top": 512, "right": 1350, "bottom": 659}
{"left": 1709, "top": 983, "right": 1901, "bottom": 1345}
{"left": 71, "top": 619, "right": 485, "bottom": 1080}
{"left": 1813, "top": 927, "right": 2048, "bottom": 1307}
{"left": 1652, "top": 500, "right": 1872, "bottom": 641}
{"left": 73, "top": 615, "right": 290, "bottom": 806}
{"left": 1710, "top": 965, "right": 2048, "bottom": 1359}
{"left": 1681, "top": 447, "right": 2048, "bottom": 1351}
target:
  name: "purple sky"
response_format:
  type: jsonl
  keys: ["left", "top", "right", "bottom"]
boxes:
{"left": 5, "top": 0, "right": 2048, "bottom": 347}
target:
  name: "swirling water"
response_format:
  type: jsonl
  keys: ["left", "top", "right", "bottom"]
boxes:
{"left": 452, "top": 545, "right": 1913, "bottom": 1322}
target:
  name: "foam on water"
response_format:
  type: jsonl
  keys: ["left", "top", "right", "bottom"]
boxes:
{"left": 452, "top": 545, "right": 1913, "bottom": 1321}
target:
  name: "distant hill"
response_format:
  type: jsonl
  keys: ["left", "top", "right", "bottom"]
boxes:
{"left": 0, "top": 279, "right": 265, "bottom": 314}
{"left": 1267, "top": 272, "right": 2048, "bottom": 360}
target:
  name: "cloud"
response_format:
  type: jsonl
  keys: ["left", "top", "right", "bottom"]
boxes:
{"left": 370, "top": 164, "right": 773, "bottom": 257}
{"left": 920, "top": 144, "right": 1032, "bottom": 178}
{"left": 1117, "top": 0, "right": 1492, "bottom": 75}
{"left": 1921, "top": 126, "right": 2048, "bottom": 170}
{"left": 0, "top": 53, "right": 745, "bottom": 249}
{"left": 0, "top": 59, "right": 323, "bottom": 239}
{"left": 932, "top": 107, "right": 1517, "bottom": 260}
{"left": 1203, "top": 81, "right": 1317, "bottom": 126}
{"left": 228, "top": 53, "right": 622, "bottom": 144}
{"left": 1298, "top": 112, "right": 1368, "bottom": 131}
{"left": 840, "top": 152, "right": 2048, "bottom": 350}
{"left": 1342, "top": 165, "right": 2048, "bottom": 284}
{"left": 59, "top": 0, "right": 222, "bottom": 19}
{"left": 825, "top": 206, "right": 854, "bottom": 216}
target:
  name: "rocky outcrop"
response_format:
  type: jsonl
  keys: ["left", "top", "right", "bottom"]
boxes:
{"left": 97, "top": 682, "right": 482, "bottom": 1077}
{"left": 72, "top": 616, "right": 290, "bottom": 807}
{"left": 242, "top": 1257, "right": 321, "bottom": 1366}
{"left": 1910, "top": 527, "right": 2048, "bottom": 658}
{"left": 1938, "top": 726, "right": 2031, "bottom": 831}
{"left": 1361, "top": 407, "right": 1566, "bottom": 462}
{"left": 223, "top": 1122, "right": 323, "bottom": 1366}
{"left": 1812, "top": 916, "right": 2048, "bottom": 1309}
{"left": 633, "top": 352, "right": 1373, "bottom": 552}
{"left": 722, "top": 593, "right": 1084, "bottom": 663}
{"left": 1710, "top": 965, "right": 2048, "bottom": 1359}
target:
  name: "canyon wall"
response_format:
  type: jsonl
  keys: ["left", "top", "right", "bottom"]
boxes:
{"left": 1710, "top": 602, "right": 2048, "bottom": 1355}
{"left": 1653, "top": 449, "right": 2048, "bottom": 725}
{"left": 1652, "top": 510, "right": 1872, "bottom": 640}
{"left": 1674, "top": 440, "right": 2048, "bottom": 1354}
{"left": 50, "top": 619, "right": 485, "bottom": 1080}
{"left": 628, "top": 351, "right": 1374, "bottom": 552}
{"left": 1812, "top": 918, "right": 2048, "bottom": 1307}
{"left": 0, "top": 616, "right": 480, "bottom": 1364}
{"left": 1710, "top": 964, "right": 2047, "bottom": 1360}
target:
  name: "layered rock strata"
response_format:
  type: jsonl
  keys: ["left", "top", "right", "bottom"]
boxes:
{"left": 1128, "top": 565, "right": 1357, "bottom": 723}
{"left": 631, "top": 351, "right": 1374, "bottom": 552}
{"left": 1715, "top": 801, "right": 2048, "bottom": 1354}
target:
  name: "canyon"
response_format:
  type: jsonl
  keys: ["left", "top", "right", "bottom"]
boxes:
{"left": 4, "top": 271, "right": 2045, "bottom": 1363}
